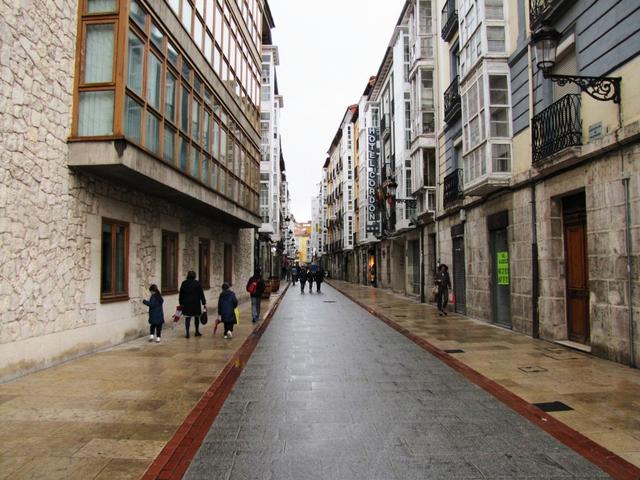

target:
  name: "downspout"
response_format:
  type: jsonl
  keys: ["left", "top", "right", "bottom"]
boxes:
{"left": 531, "top": 182, "right": 540, "bottom": 338}
{"left": 420, "top": 225, "right": 425, "bottom": 303}
{"left": 623, "top": 172, "right": 635, "bottom": 367}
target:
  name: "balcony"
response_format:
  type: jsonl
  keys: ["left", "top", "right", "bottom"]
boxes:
{"left": 532, "top": 94, "right": 582, "bottom": 169}
{"left": 530, "top": 0, "right": 574, "bottom": 29}
{"left": 443, "top": 169, "right": 464, "bottom": 208}
{"left": 443, "top": 76, "right": 461, "bottom": 124}
{"left": 441, "top": 0, "right": 458, "bottom": 42}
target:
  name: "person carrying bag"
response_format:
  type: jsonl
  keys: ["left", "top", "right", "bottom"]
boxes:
{"left": 217, "top": 283, "right": 238, "bottom": 339}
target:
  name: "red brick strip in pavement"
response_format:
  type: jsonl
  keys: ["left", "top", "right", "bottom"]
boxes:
{"left": 330, "top": 281, "right": 640, "bottom": 480}
{"left": 142, "top": 283, "right": 290, "bottom": 480}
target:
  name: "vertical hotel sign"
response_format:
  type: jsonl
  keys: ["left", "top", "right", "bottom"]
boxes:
{"left": 366, "top": 127, "right": 380, "bottom": 234}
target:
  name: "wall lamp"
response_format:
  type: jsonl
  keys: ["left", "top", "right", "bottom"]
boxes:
{"left": 531, "top": 25, "right": 621, "bottom": 103}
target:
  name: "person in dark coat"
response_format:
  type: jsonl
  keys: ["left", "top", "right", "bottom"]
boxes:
{"left": 435, "top": 264, "right": 452, "bottom": 316}
{"left": 314, "top": 267, "right": 324, "bottom": 293}
{"left": 246, "top": 268, "right": 266, "bottom": 323}
{"left": 299, "top": 266, "right": 308, "bottom": 293}
{"left": 217, "top": 283, "right": 238, "bottom": 339}
{"left": 143, "top": 284, "right": 164, "bottom": 343}
{"left": 179, "top": 270, "right": 207, "bottom": 338}
{"left": 291, "top": 264, "right": 299, "bottom": 285}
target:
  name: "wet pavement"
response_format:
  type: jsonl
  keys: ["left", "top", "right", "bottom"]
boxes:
{"left": 0, "top": 292, "right": 284, "bottom": 480}
{"left": 184, "top": 284, "right": 610, "bottom": 480}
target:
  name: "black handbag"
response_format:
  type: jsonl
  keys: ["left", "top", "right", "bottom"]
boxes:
{"left": 200, "top": 311, "right": 208, "bottom": 325}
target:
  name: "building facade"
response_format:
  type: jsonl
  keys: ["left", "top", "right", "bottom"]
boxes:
{"left": 316, "top": 0, "right": 640, "bottom": 368}
{"left": 0, "top": 0, "right": 272, "bottom": 381}
{"left": 257, "top": 21, "right": 287, "bottom": 278}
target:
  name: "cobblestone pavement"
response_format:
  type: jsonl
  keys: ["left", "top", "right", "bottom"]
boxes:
{"left": 0, "top": 292, "right": 283, "bottom": 480}
{"left": 328, "top": 280, "right": 640, "bottom": 470}
{"left": 184, "top": 284, "right": 610, "bottom": 480}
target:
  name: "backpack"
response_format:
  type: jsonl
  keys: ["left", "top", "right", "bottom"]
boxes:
{"left": 247, "top": 278, "right": 258, "bottom": 295}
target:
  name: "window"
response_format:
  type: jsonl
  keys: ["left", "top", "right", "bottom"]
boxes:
{"left": 126, "top": 30, "right": 144, "bottom": 95}
{"left": 101, "top": 219, "right": 128, "bottom": 301}
{"left": 147, "top": 53, "right": 162, "bottom": 110}
{"left": 165, "top": 71, "right": 177, "bottom": 122}
{"left": 129, "top": 0, "right": 146, "bottom": 29}
{"left": 198, "top": 238, "right": 211, "bottom": 289}
{"left": 78, "top": 91, "right": 114, "bottom": 136}
{"left": 487, "top": 26, "right": 505, "bottom": 53}
{"left": 87, "top": 0, "right": 116, "bottom": 13}
{"left": 489, "top": 75, "right": 509, "bottom": 137}
{"left": 462, "top": 75, "right": 485, "bottom": 151}
{"left": 485, "top": 0, "right": 503, "bottom": 19}
{"left": 492, "top": 143, "right": 511, "bottom": 172}
{"left": 145, "top": 111, "right": 160, "bottom": 154}
{"left": 161, "top": 231, "right": 179, "bottom": 293}
{"left": 163, "top": 125, "right": 175, "bottom": 162}
{"left": 83, "top": 24, "right": 114, "bottom": 83}
{"left": 124, "top": 95, "right": 142, "bottom": 142}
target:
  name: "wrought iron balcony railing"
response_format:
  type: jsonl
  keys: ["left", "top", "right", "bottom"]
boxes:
{"left": 443, "top": 75, "right": 461, "bottom": 123}
{"left": 443, "top": 168, "right": 464, "bottom": 208}
{"left": 529, "top": 0, "right": 574, "bottom": 29}
{"left": 532, "top": 94, "right": 582, "bottom": 165}
{"left": 441, "top": 0, "right": 458, "bottom": 41}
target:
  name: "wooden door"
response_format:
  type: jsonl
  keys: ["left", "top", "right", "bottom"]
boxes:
{"left": 563, "top": 194, "right": 590, "bottom": 344}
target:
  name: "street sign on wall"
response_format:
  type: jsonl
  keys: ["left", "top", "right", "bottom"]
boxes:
{"left": 366, "top": 127, "right": 380, "bottom": 234}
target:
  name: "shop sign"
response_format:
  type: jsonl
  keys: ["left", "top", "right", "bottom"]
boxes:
{"left": 497, "top": 251, "right": 510, "bottom": 285}
{"left": 366, "top": 127, "right": 380, "bottom": 234}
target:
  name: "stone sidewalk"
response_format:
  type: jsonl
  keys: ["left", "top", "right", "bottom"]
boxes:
{"left": 328, "top": 280, "right": 640, "bottom": 470}
{"left": 0, "top": 288, "right": 286, "bottom": 480}
{"left": 183, "top": 283, "right": 611, "bottom": 479}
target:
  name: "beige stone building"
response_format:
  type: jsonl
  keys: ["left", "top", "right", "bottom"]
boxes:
{"left": 0, "top": 0, "right": 270, "bottom": 381}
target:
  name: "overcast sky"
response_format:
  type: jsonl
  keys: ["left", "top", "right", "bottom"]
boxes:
{"left": 268, "top": 0, "right": 405, "bottom": 222}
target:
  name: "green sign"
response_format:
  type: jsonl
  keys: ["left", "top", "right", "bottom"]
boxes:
{"left": 497, "top": 251, "right": 510, "bottom": 286}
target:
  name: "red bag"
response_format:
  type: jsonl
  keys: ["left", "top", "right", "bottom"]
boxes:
{"left": 172, "top": 306, "right": 182, "bottom": 322}
{"left": 247, "top": 279, "right": 258, "bottom": 295}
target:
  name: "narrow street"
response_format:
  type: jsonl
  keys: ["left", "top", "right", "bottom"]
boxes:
{"left": 183, "top": 285, "right": 610, "bottom": 480}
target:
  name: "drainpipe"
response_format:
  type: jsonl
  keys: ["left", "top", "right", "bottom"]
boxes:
{"left": 622, "top": 171, "right": 636, "bottom": 368}
{"left": 420, "top": 225, "right": 425, "bottom": 303}
{"left": 531, "top": 182, "right": 540, "bottom": 338}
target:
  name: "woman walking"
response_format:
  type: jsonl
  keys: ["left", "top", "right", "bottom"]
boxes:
{"left": 217, "top": 283, "right": 238, "bottom": 339}
{"left": 179, "top": 271, "right": 207, "bottom": 338}
{"left": 435, "top": 264, "right": 452, "bottom": 316}
{"left": 143, "top": 284, "right": 164, "bottom": 343}
{"left": 299, "top": 266, "right": 308, "bottom": 293}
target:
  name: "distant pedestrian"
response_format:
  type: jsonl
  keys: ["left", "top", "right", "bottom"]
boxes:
{"left": 246, "top": 268, "right": 266, "bottom": 323}
{"left": 299, "top": 266, "right": 307, "bottom": 293}
{"left": 291, "top": 265, "right": 299, "bottom": 285}
{"left": 143, "top": 284, "right": 164, "bottom": 343}
{"left": 314, "top": 267, "right": 324, "bottom": 293}
{"left": 217, "top": 283, "right": 238, "bottom": 339}
{"left": 179, "top": 270, "right": 207, "bottom": 338}
{"left": 436, "top": 264, "right": 452, "bottom": 316}
{"left": 307, "top": 267, "right": 313, "bottom": 293}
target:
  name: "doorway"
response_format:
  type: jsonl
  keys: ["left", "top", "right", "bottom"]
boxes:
{"left": 563, "top": 193, "right": 590, "bottom": 344}
{"left": 490, "top": 227, "right": 512, "bottom": 327}
{"left": 451, "top": 225, "right": 466, "bottom": 314}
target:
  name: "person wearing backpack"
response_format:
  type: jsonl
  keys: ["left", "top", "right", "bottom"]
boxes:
{"left": 246, "top": 268, "right": 266, "bottom": 323}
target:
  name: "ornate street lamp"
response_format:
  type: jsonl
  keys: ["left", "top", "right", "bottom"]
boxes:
{"left": 531, "top": 25, "right": 621, "bottom": 103}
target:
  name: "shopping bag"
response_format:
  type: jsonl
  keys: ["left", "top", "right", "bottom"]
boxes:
{"left": 430, "top": 286, "right": 439, "bottom": 302}
{"left": 448, "top": 292, "right": 456, "bottom": 305}
{"left": 234, "top": 307, "right": 240, "bottom": 325}
{"left": 200, "top": 311, "right": 208, "bottom": 325}
{"left": 172, "top": 306, "right": 182, "bottom": 322}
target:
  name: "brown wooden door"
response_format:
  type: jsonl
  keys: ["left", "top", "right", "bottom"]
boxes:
{"left": 563, "top": 194, "right": 589, "bottom": 343}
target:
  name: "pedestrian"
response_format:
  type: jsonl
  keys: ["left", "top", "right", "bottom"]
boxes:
{"left": 315, "top": 267, "right": 324, "bottom": 293}
{"left": 143, "top": 284, "right": 164, "bottom": 343}
{"left": 435, "top": 264, "right": 452, "bottom": 316}
{"left": 291, "top": 264, "right": 299, "bottom": 285}
{"left": 307, "top": 267, "right": 313, "bottom": 293}
{"left": 299, "top": 266, "right": 307, "bottom": 293}
{"left": 246, "top": 268, "right": 266, "bottom": 323}
{"left": 217, "top": 283, "right": 238, "bottom": 339}
{"left": 179, "top": 270, "right": 207, "bottom": 338}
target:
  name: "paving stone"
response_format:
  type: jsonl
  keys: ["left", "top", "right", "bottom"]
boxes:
{"left": 183, "top": 285, "right": 611, "bottom": 479}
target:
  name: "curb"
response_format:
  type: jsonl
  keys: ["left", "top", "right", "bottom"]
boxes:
{"left": 328, "top": 280, "right": 640, "bottom": 480}
{"left": 142, "top": 283, "right": 290, "bottom": 480}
